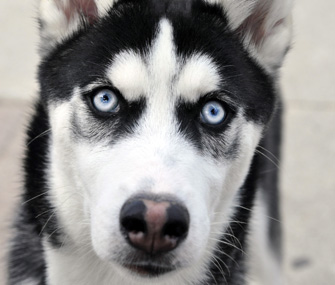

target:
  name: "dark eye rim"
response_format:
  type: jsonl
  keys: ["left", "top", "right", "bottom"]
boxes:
{"left": 85, "top": 86, "right": 125, "bottom": 117}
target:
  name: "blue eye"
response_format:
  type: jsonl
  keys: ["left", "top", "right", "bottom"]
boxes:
{"left": 92, "top": 89, "right": 119, "bottom": 112}
{"left": 201, "top": 101, "right": 226, "bottom": 125}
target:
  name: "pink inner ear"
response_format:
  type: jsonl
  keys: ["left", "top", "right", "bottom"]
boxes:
{"left": 75, "top": 0, "right": 98, "bottom": 24}
{"left": 56, "top": 0, "right": 98, "bottom": 24}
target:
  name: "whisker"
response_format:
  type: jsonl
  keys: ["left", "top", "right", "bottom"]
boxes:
{"left": 209, "top": 237, "right": 246, "bottom": 255}
{"left": 258, "top": 168, "right": 277, "bottom": 175}
{"left": 47, "top": 226, "right": 64, "bottom": 242}
{"left": 234, "top": 204, "right": 281, "bottom": 223}
{"left": 224, "top": 231, "right": 244, "bottom": 251}
{"left": 35, "top": 209, "right": 53, "bottom": 219}
{"left": 206, "top": 268, "right": 219, "bottom": 285}
{"left": 257, "top": 145, "right": 279, "bottom": 162}
{"left": 210, "top": 220, "right": 247, "bottom": 226}
{"left": 27, "top": 128, "right": 51, "bottom": 146}
{"left": 22, "top": 191, "right": 49, "bottom": 205}
{"left": 255, "top": 149, "right": 280, "bottom": 169}
{"left": 211, "top": 253, "right": 228, "bottom": 283}
{"left": 39, "top": 212, "right": 56, "bottom": 236}
{"left": 214, "top": 247, "right": 239, "bottom": 267}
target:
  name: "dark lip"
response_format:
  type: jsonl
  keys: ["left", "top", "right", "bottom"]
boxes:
{"left": 123, "top": 263, "right": 175, "bottom": 277}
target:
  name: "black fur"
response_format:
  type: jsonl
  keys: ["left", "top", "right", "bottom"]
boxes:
{"left": 8, "top": 102, "right": 50, "bottom": 284}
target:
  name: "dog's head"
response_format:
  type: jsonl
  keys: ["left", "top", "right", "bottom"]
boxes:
{"left": 37, "top": 0, "right": 291, "bottom": 282}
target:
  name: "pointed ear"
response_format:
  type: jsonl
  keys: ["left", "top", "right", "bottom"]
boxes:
{"left": 220, "top": 0, "right": 293, "bottom": 74}
{"left": 38, "top": 0, "right": 101, "bottom": 56}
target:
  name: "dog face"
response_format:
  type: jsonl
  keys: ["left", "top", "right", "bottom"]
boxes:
{"left": 38, "top": 0, "right": 291, "bottom": 282}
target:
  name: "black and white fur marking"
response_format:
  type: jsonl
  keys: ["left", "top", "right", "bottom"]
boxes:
{"left": 8, "top": 0, "right": 292, "bottom": 284}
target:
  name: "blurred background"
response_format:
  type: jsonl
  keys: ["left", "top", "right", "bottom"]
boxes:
{"left": 0, "top": 0, "right": 334, "bottom": 284}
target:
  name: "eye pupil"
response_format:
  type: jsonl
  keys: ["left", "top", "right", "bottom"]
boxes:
{"left": 101, "top": 94, "right": 110, "bottom": 103}
{"left": 210, "top": 107, "right": 218, "bottom": 116}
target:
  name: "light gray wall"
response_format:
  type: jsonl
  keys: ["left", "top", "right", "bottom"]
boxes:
{"left": 0, "top": 0, "right": 39, "bottom": 100}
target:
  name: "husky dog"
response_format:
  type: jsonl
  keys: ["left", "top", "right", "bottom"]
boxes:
{"left": 8, "top": 0, "right": 292, "bottom": 284}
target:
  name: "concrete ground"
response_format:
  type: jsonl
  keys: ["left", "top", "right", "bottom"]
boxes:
{"left": 1, "top": 0, "right": 334, "bottom": 284}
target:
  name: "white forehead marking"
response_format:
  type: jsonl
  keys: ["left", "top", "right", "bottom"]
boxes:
{"left": 144, "top": 19, "right": 177, "bottom": 130}
{"left": 149, "top": 18, "right": 177, "bottom": 92}
{"left": 106, "top": 18, "right": 220, "bottom": 104}
{"left": 176, "top": 54, "right": 220, "bottom": 102}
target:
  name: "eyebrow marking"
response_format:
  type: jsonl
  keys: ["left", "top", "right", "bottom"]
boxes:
{"left": 106, "top": 51, "right": 149, "bottom": 101}
{"left": 176, "top": 54, "right": 221, "bottom": 102}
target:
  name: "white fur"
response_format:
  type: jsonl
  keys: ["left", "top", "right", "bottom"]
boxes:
{"left": 47, "top": 96, "right": 89, "bottom": 246}
{"left": 45, "top": 18, "right": 265, "bottom": 284}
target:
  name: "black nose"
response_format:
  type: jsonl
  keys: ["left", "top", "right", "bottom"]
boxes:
{"left": 120, "top": 195, "right": 189, "bottom": 255}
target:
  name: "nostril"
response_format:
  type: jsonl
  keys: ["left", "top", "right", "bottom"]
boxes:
{"left": 164, "top": 204, "right": 190, "bottom": 239}
{"left": 122, "top": 217, "right": 147, "bottom": 234}
{"left": 163, "top": 221, "right": 188, "bottom": 238}
{"left": 120, "top": 199, "right": 147, "bottom": 234}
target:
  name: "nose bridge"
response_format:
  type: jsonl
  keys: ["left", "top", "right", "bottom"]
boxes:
{"left": 141, "top": 98, "right": 176, "bottom": 138}
{"left": 108, "top": 134, "right": 189, "bottom": 204}
{"left": 135, "top": 105, "right": 181, "bottom": 166}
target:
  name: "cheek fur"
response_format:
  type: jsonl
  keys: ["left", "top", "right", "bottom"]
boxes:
{"left": 48, "top": 102, "right": 91, "bottom": 246}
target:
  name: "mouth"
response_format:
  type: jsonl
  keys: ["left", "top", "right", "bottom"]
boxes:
{"left": 123, "top": 263, "right": 175, "bottom": 277}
